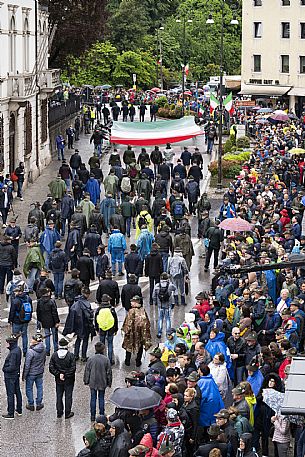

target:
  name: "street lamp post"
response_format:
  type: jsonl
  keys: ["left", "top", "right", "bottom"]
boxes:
{"left": 207, "top": 2, "right": 238, "bottom": 190}
{"left": 176, "top": 17, "right": 192, "bottom": 116}
{"left": 156, "top": 26, "right": 164, "bottom": 90}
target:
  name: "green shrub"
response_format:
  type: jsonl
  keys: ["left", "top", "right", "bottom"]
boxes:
{"left": 230, "top": 134, "right": 236, "bottom": 146}
{"left": 223, "top": 129, "right": 230, "bottom": 136}
{"left": 224, "top": 138, "right": 234, "bottom": 154}
{"left": 155, "top": 96, "right": 168, "bottom": 108}
{"left": 236, "top": 136, "right": 250, "bottom": 149}
{"left": 209, "top": 160, "right": 242, "bottom": 178}
{"left": 223, "top": 151, "right": 251, "bottom": 162}
{"left": 157, "top": 107, "right": 169, "bottom": 118}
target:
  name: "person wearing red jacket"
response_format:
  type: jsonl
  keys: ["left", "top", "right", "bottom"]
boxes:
{"left": 192, "top": 292, "right": 210, "bottom": 320}
{"left": 140, "top": 433, "right": 161, "bottom": 457}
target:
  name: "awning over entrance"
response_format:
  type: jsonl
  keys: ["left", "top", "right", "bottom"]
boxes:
{"left": 239, "top": 84, "right": 291, "bottom": 96}
{"left": 111, "top": 117, "right": 203, "bottom": 146}
{"left": 281, "top": 357, "right": 305, "bottom": 416}
{"left": 288, "top": 87, "right": 305, "bottom": 97}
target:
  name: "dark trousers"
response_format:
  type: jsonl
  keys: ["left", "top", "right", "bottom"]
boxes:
{"left": 56, "top": 381, "right": 74, "bottom": 416}
{"left": 67, "top": 136, "right": 73, "bottom": 149}
{"left": 149, "top": 276, "right": 160, "bottom": 303}
{"left": 188, "top": 200, "right": 196, "bottom": 215}
{"left": 5, "top": 376, "right": 22, "bottom": 416}
{"left": 1, "top": 207, "right": 9, "bottom": 225}
{"left": 125, "top": 346, "right": 143, "bottom": 365}
{"left": 74, "top": 335, "right": 89, "bottom": 358}
{"left": 204, "top": 246, "right": 220, "bottom": 269}
{"left": 0, "top": 265, "right": 13, "bottom": 293}
{"left": 140, "top": 113, "right": 145, "bottom": 122}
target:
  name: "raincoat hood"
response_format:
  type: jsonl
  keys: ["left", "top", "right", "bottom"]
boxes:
{"left": 240, "top": 432, "right": 253, "bottom": 453}
{"left": 111, "top": 419, "right": 125, "bottom": 435}
{"left": 140, "top": 433, "right": 153, "bottom": 449}
{"left": 30, "top": 341, "right": 45, "bottom": 353}
{"left": 83, "top": 429, "right": 97, "bottom": 448}
{"left": 211, "top": 331, "right": 225, "bottom": 342}
{"left": 58, "top": 348, "right": 68, "bottom": 359}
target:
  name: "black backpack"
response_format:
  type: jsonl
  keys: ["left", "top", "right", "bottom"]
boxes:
{"left": 50, "top": 250, "right": 64, "bottom": 270}
{"left": 138, "top": 213, "right": 149, "bottom": 229}
{"left": 35, "top": 278, "right": 48, "bottom": 299}
{"left": 158, "top": 281, "right": 170, "bottom": 303}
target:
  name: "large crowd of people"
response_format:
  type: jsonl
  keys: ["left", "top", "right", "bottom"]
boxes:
{"left": 2, "top": 104, "right": 305, "bottom": 457}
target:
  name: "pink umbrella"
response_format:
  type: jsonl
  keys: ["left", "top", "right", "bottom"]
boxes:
{"left": 150, "top": 87, "right": 161, "bottom": 93}
{"left": 183, "top": 90, "right": 193, "bottom": 96}
{"left": 219, "top": 217, "right": 253, "bottom": 232}
{"left": 270, "top": 110, "right": 290, "bottom": 122}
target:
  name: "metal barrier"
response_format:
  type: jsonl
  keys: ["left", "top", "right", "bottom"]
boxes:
{"left": 48, "top": 96, "right": 81, "bottom": 128}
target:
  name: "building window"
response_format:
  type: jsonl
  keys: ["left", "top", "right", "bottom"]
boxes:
{"left": 302, "top": 0, "right": 305, "bottom": 5}
{"left": 254, "top": 55, "right": 261, "bottom": 72}
{"left": 9, "top": 16, "right": 16, "bottom": 73}
{"left": 282, "top": 0, "right": 290, "bottom": 5}
{"left": 301, "top": 23, "right": 305, "bottom": 39}
{"left": 254, "top": 0, "right": 262, "bottom": 5}
{"left": 0, "top": 115, "right": 4, "bottom": 172}
{"left": 24, "top": 102, "right": 32, "bottom": 158}
{"left": 281, "top": 55, "right": 289, "bottom": 73}
{"left": 282, "top": 22, "right": 290, "bottom": 38}
{"left": 23, "top": 18, "right": 30, "bottom": 72}
{"left": 300, "top": 56, "right": 305, "bottom": 73}
{"left": 41, "top": 99, "right": 48, "bottom": 143}
{"left": 254, "top": 22, "right": 262, "bottom": 38}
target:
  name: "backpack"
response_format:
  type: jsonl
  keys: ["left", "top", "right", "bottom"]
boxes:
{"left": 96, "top": 307, "right": 115, "bottom": 331}
{"left": 154, "top": 180, "right": 163, "bottom": 194}
{"left": 35, "top": 278, "right": 48, "bottom": 299}
{"left": 121, "top": 176, "right": 131, "bottom": 193}
{"left": 17, "top": 296, "right": 32, "bottom": 323}
{"left": 129, "top": 167, "right": 138, "bottom": 179}
{"left": 173, "top": 202, "right": 184, "bottom": 217}
{"left": 50, "top": 250, "right": 64, "bottom": 270}
{"left": 138, "top": 212, "right": 149, "bottom": 229}
{"left": 158, "top": 281, "right": 170, "bottom": 303}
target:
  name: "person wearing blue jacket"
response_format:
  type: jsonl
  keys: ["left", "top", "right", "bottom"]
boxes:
{"left": 246, "top": 362, "right": 264, "bottom": 396}
{"left": 205, "top": 328, "right": 233, "bottom": 379}
{"left": 22, "top": 333, "right": 46, "bottom": 411}
{"left": 108, "top": 227, "right": 127, "bottom": 276}
{"left": 85, "top": 175, "right": 100, "bottom": 205}
{"left": 136, "top": 225, "right": 154, "bottom": 261}
{"left": 40, "top": 220, "right": 60, "bottom": 269}
{"left": 2, "top": 334, "right": 22, "bottom": 419}
{"left": 197, "top": 363, "right": 224, "bottom": 430}
{"left": 100, "top": 193, "right": 116, "bottom": 234}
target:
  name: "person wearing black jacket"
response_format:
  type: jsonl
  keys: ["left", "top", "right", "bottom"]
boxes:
{"left": 0, "top": 236, "right": 17, "bottom": 293}
{"left": 159, "top": 160, "right": 171, "bottom": 183}
{"left": 0, "top": 185, "right": 13, "bottom": 225}
{"left": 227, "top": 328, "right": 246, "bottom": 386}
{"left": 84, "top": 225, "right": 101, "bottom": 258}
{"left": 188, "top": 164, "right": 203, "bottom": 184}
{"left": 2, "top": 334, "right": 22, "bottom": 419}
{"left": 33, "top": 268, "right": 55, "bottom": 299}
{"left": 8, "top": 286, "right": 33, "bottom": 357}
{"left": 77, "top": 163, "right": 90, "bottom": 185}
{"left": 145, "top": 243, "right": 163, "bottom": 305}
{"left": 204, "top": 220, "right": 224, "bottom": 271}
{"left": 121, "top": 274, "right": 142, "bottom": 312}
{"left": 215, "top": 409, "right": 239, "bottom": 457}
{"left": 95, "top": 294, "right": 118, "bottom": 365}
{"left": 195, "top": 424, "right": 228, "bottom": 457}
{"left": 65, "top": 221, "right": 83, "bottom": 269}
{"left": 63, "top": 287, "right": 95, "bottom": 361}
{"left": 76, "top": 248, "right": 95, "bottom": 287}
{"left": 36, "top": 288, "right": 60, "bottom": 355}
{"left": 150, "top": 146, "right": 163, "bottom": 176}
{"left": 49, "top": 241, "right": 68, "bottom": 299}
{"left": 60, "top": 192, "right": 75, "bottom": 236}
{"left": 124, "top": 244, "right": 143, "bottom": 279}
{"left": 96, "top": 271, "right": 120, "bottom": 307}
{"left": 64, "top": 268, "right": 83, "bottom": 307}
{"left": 49, "top": 337, "right": 76, "bottom": 418}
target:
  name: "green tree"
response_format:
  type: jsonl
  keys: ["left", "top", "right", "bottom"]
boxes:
{"left": 113, "top": 50, "right": 156, "bottom": 87}
{"left": 64, "top": 41, "right": 118, "bottom": 87}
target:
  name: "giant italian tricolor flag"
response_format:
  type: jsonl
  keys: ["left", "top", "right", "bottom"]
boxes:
{"left": 110, "top": 118, "right": 203, "bottom": 146}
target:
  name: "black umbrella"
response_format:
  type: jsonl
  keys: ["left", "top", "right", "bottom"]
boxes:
{"left": 288, "top": 253, "right": 305, "bottom": 262}
{"left": 109, "top": 386, "right": 161, "bottom": 410}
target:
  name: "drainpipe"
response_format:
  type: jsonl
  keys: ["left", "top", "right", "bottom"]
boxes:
{"left": 35, "top": 0, "right": 40, "bottom": 169}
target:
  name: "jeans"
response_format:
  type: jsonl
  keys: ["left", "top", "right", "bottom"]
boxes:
{"left": 157, "top": 307, "right": 171, "bottom": 335}
{"left": 71, "top": 168, "right": 77, "bottom": 180}
{"left": 53, "top": 272, "right": 64, "bottom": 297}
{"left": 27, "top": 267, "right": 39, "bottom": 292}
{"left": 25, "top": 374, "right": 43, "bottom": 406}
{"left": 4, "top": 376, "right": 22, "bottom": 416}
{"left": 235, "top": 366, "right": 245, "bottom": 386}
{"left": 205, "top": 246, "right": 220, "bottom": 269}
{"left": 58, "top": 148, "right": 65, "bottom": 160}
{"left": 90, "top": 389, "right": 105, "bottom": 419}
{"left": 17, "top": 180, "right": 23, "bottom": 198}
{"left": 44, "top": 327, "right": 59, "bottom": 353}
{"left": 207, "top": 138, "right": 214, "bottom": 154}
{"left": 124, "top": 217, "right": 131, "bottom": 237}
{"left": 160, "top": 252, "right": 169, "bottom": 272}
{"left": 149, "top": 276, "right": 160, "bottom": 303}
{"left": 172, "top": 275, "right": 185, "bottom": 304}
{"left": 12, "top": 322, "right": 28, "bottom": 355}
{"left": 74, "top": 335, "right": 89, "bottom": 358}
{"left": 44, "top": 251, "right": 50, "bottom": 269}
{"left": 99, "top": 331, "right": 114, "bottom": 363}
{"left": 111, "top": 248, "right": 124, "bottom": 275}
{"left": 1, "top": 207, "right": 9, "bottom": 225}
{"left": 61, "top": 218, "right": 67, "bottom": 236}
{"left": 64, "top": 179, "right": 71, "bottom": 191}
{"left": 56, "top": 381, "right": 74, "bottom": 416}
{"left": 0, "top": 265, "right": 13, "bottom": 293}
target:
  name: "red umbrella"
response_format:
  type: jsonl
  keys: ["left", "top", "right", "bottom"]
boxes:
{"left": 183, "top": 90, "right": 193, "bottom": 96}
{"left": 219, "top": 217, "right": 253, "bottom": 232}
{"left": 150, "top": 87, "right": 161, "bottom": 93}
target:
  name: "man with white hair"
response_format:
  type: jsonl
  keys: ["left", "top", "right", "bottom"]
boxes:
{"left": 227, "top": 327, "right": 246, "bottom": 385}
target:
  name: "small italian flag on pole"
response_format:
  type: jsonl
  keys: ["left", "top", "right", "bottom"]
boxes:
{"left": 224, "top": 92, "right": 234, "bottom": 114}
{"left": 210, "top": 93, "right": 219, "bottom": 114}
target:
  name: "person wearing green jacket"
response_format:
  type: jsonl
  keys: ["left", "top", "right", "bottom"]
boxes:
{"left": 23, "top": 240, "right": 45, "bottom": 292}
{"left": 48, "top": 175, "right": 67, "bottom": 200}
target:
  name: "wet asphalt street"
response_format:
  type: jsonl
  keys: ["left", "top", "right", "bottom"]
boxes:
{"left": 0, "top": 111, "right": 223, "bottom": 456}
